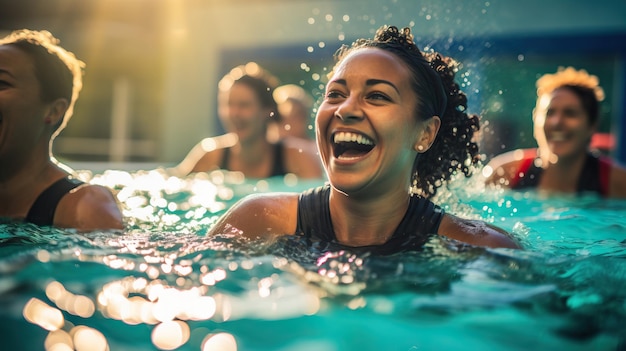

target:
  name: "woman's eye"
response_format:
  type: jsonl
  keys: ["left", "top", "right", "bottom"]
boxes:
{"left": 368, "top": 92, "right": 390, "bottom": 101}
{"left": 325, "top": 90, "right": 344, "bottom": 99}
{"left": 563, "top": 108, "right": 582, "bottom": 118}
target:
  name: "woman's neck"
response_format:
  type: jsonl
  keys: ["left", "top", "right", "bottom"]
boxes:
{"left": 329, "top": 186, "right": 410, "bottom": 246}
{"left": 0, "top": 158, "right": 65, "bottom": 217}
{"left": 229, "top": 137, "right": 275, "bottom": 177}
{"left": 540, "top": 151, "right": 588, "bottom": 193}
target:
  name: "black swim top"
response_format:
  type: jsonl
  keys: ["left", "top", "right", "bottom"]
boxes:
{"left": 295, "top": 185, "right": 445, "bottom": 255}
{"left": 25, "top": 177, "right": 84, "bottom": 226}
{"left": 220, "top": 142, "right": 287, "bottom": 177}
{"left": 511, "top": 150, "right": 611, "bottom": 196}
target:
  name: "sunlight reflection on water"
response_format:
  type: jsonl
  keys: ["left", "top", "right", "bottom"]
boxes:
{"left": 3, "top": 169, "right": 626, "bottom": 351}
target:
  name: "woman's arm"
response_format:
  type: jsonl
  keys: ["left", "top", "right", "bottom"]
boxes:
{"left": 483, "top": 149, "right": 530, "bottom": 188}
{"left": 438, "top": 214, "right": 522, "bottom": 249}
{"left": 168, "top": 134, "right": 238, "bottom": 177}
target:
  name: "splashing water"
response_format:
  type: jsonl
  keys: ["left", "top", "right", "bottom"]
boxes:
{"left": 1, "top": 169, "right": 625, "bottom": 351}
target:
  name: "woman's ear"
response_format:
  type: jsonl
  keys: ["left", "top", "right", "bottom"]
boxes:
{"left": 44, "top": 98, "right": 69, "bottom": 126}
{"left": 414, "top": 116, "right": 441, "bottom": 153}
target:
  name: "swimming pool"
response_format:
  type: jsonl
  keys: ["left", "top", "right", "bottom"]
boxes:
{"left": 1, "top": 168, "right": 625, "bottom": 351}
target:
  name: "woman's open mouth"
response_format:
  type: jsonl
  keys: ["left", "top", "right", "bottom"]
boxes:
{"left": 548, "top": 131, "right": 568, "bottom": 142}
{"left": 332, "top": 131, "right": 375, "bottom": 159}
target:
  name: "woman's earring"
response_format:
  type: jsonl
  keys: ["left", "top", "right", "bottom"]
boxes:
{"left": 417, "top": 145, "right": 424, "bottom": 151}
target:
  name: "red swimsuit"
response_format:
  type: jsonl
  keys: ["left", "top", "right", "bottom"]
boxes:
{"left": 509, "top": 149, "right": 611, "bottom": 197}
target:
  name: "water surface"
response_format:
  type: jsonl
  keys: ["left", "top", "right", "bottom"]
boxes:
{"left": 1, "top": 169, "right": 624, "bottom": 351}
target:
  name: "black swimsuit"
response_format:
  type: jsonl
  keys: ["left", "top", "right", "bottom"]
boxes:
{"left": 295, "top": 185, "right": 445, "bottom": 255}
{"left": 25, "top": 177, "right": 84, "bottom": 226}
{"left": 220, "top": 142, "right": 287, "bottom": 177}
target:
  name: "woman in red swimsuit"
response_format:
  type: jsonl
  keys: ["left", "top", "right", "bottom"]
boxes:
{"left": 485, "top": 67, "right": 626, "bottom": 198}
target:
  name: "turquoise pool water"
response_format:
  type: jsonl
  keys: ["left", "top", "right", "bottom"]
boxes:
{"left": 1, "top": 169, "right": 625, "bottom": 351}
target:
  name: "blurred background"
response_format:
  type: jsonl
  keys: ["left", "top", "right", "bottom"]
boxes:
{"left": 1, "top": 0, "right": 625, "bottom": 167}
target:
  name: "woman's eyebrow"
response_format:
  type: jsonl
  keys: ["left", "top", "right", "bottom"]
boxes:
{"left": 329, "top": 78, "right": 399, "bottom": 94}
{"left": 329, "top": 78, "right": 347, "bottom": 86}
{"left": 367, "top": 78, "right": 399, "bottom": 93}
{"left": 0, "top": 68, "right": 16, "bottom": 78}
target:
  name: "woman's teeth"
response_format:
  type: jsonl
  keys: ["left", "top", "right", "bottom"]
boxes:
{"left": 332, "top": 132, "right": 375, "bottom": 158}
{"left": 550, "top": 132, "right": 566, "bottom": 142}
{"left": 333, "top": 131, "right": 373, "bottom": 145}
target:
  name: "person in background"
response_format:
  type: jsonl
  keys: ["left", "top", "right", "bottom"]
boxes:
{"left": 208, "top": 25, "right": 520, "bottom": 252}
{"left": 171, "top": 63, "right": 323, "bottom": 179}
{"left": 0, "top": 29, "right": 124, "bottom": 230}
{"left": 484, "top": 67, "right": 626, "bottom": 198}
{"left": 271, "top": 83, "right": 315, "bottom": 141}
{"left": 268, "top": 83, "right": 319, "bottom": 166}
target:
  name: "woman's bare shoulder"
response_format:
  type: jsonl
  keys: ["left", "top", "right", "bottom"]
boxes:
{"left": 484, "top": 149, "right": 535, "bottom": 186}
{"left": 209, "top": 192, "right": 300, "bottom": 239}
{"left": 56, "top": 184, "right": 124, "bottom": 231}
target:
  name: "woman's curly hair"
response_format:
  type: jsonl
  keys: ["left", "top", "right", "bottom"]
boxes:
{"left": 536, "top": 66, "right": 604, "bottom": 126}
{"left": 333, "top": 25, "right": 480, "bottom": 197}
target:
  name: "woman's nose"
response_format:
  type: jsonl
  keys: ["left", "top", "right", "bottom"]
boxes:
{"left": 546, "top": 112, "right": 563, "bottom": 127}
{"left": 334, "top": 97, "right": 363, "bottom": 122}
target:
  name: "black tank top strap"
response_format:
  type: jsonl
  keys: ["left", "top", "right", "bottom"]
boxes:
{"left": 365, "top": 195, "right": 442, "bottom": 254}
{"left": 270, "top": 141, "right": 287, "bottom": 177}
{"left": 598, "top": 156, "right": 612, "bottom": 196}
{"left": 25, "top": 177, "right": 85, "bottom": 226}
{"left": 220, "top": 142, "right": 287, "bottom": 177}
{"left": 219, "top": 147, "right": 230, "bottom": 170}
{"left": 577, "top": 153, "right": 603, "bottom": 195}
{"left": 295, "top": 185, "right": 334, "bottom": 241}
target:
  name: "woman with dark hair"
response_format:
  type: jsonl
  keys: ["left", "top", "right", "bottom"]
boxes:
{"left": 0, "top": 29, "right": 123, "bottom": 230}
{"left": 172, "top": 62, "right": 323, "bottom": 179}
{"left": 208, "top": 25, "right": 520, "bottom": 252}
{"left": 485, "top": 67, "right": 626, "bottom": 198}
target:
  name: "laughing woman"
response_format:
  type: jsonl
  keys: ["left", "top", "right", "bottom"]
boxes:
{"left": 484, "top": 67, "right": 626, "bottom": 198}
{"left": 0, "top": 30, "right": 123, "bottom": 230}
{"left": 208, "top": 25, "right": 520, "bottom": 252}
